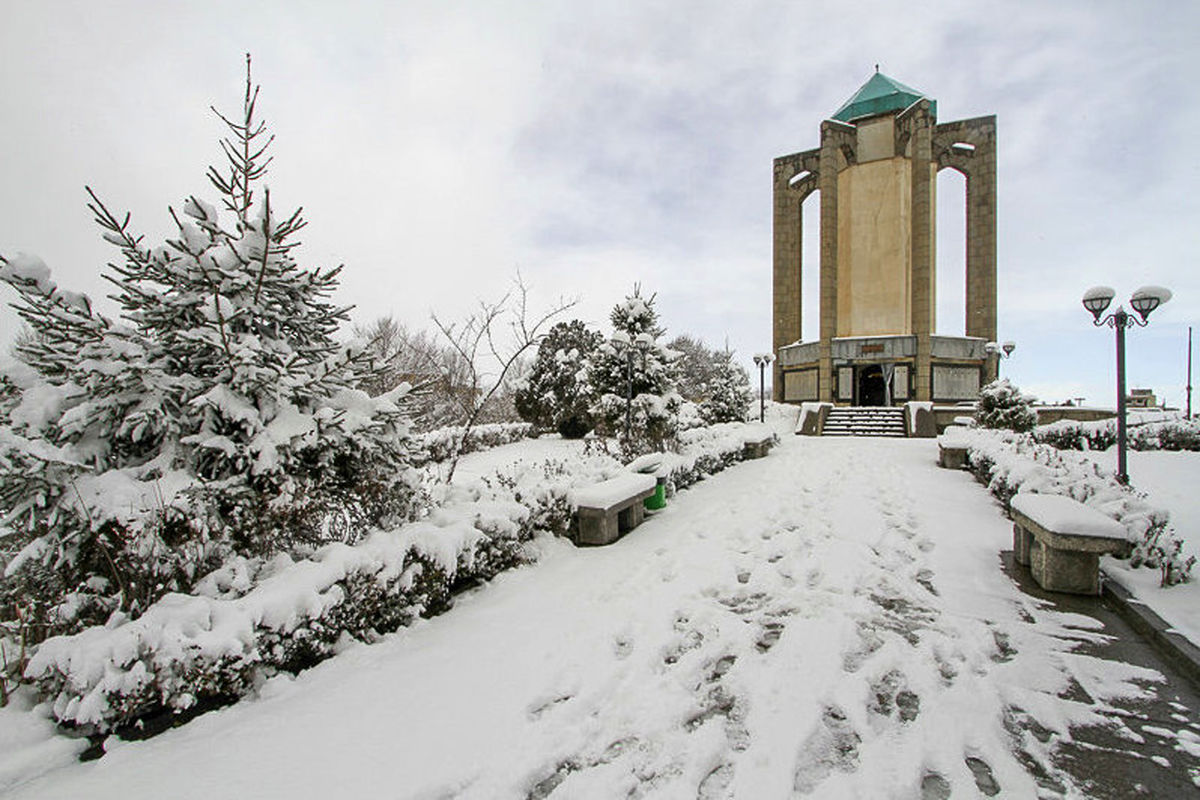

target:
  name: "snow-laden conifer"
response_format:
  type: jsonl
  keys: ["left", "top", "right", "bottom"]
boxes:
{"left": 514, "top": 319, "right": 602, "bottom": 438}
{"left": 700, "top": 350, "right": 753, "bottom": 424}
{"left": 0, "top": 57, "right": 418, "bottom": 643}
{"left": 587, "top": 287, "right": 681, "bottom": 455}
{"left": 974, "top": 378, "right": 1037, "bottom": 433}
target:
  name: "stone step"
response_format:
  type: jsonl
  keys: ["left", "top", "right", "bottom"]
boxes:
{"left": 822, "top": 407, "right": 907, "bottom": 438}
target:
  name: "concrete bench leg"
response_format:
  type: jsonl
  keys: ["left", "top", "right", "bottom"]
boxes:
{"left": 1012, "top": 523, "right": 1034, "bottom": 566}
{"left": 578, "top": 509, "right": 620, "bottom": 546}
{"left": 617, "top": 502, "right": 644, "bottom": 533}
{"left": 1030, "top": 540, "right": 1101, "bottom": 595}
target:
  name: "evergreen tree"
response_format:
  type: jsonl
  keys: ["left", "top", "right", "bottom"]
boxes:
{"left": 587, "top": 287, "right": 681, "bottom": 454}
{"left": 975, "top": 378, "right": 1038, "bottom": 432}
{"left": 669, "top": 333, "right": 720, "bottom": 403}
{"left": 0, "top": 56, "right": 418, "bottom": 639}
{"left": 514, "top": 319, "right": 602, "bottom": 438}
{"left": 701, "top": 351, "right": 753, "bottom": 424}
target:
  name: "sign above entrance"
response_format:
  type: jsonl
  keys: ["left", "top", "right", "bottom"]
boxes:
{"left": 860, "top": 343, "right": 885, "bottom": 355}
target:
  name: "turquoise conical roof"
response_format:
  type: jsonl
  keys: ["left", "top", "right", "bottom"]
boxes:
{"left": 831, "top": 71, "right": 935, "bottom": 122}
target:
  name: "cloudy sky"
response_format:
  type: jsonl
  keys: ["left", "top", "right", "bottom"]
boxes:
{"left": 2, "top": 1, "right": 1197, "bottom": 409}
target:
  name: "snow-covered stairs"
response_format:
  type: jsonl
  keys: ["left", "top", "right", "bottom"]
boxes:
{"left": 821, "top": 406, "right": 907, "bottom": 437}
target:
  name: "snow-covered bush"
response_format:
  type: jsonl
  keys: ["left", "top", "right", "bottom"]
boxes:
{"left": 25, "top": 487, "right": 536, "bottom": 734}
{"left": 666, "top": 423, "right": 777, "bottom": 492}
{"left": 21, "top": 414, "right": 773, "bottom": 733}
{"left": 514, "top": 319, "right": 602, "bottom": 438}
{"left": 0, "top": 61, "right": 419, "bottom": 652}
{"left": 1035, "top": 416, "right": 1200, "bottom": 452}
{"left": 974, "top": 379, "right": 1037, "bottom": 432}
{"left": 588, "top": 288, "right": 682, "bottom": 457}
{"left": 960, "top": 428, "right": 1194, "bottom": 586}
{"left": 700, "top": 351, "right": 752, "bottom": 425}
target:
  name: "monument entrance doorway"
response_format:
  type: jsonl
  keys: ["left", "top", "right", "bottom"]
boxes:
{"left": 857, "top": 365, "right": 887, "bottom": 407}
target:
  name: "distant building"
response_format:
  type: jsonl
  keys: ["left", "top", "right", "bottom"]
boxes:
{"left": 1126, "top": 388, "right": 1158, "bottom": 409}
{"left": 773, "top": 71, "right": 997, "bottom": 406}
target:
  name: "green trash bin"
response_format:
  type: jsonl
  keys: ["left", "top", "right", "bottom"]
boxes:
{"left": 644, "top": 475, "right": 667, "bottom": 510}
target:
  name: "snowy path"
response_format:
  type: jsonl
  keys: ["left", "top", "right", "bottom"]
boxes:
{"left": 3, "top": 434, "right": 1195, "bottom": 798}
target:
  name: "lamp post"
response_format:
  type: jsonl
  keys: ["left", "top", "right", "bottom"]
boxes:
{"left": 752, "top": 352, "right": 774, "bottom": 422}
{"left": 984, "top": 340, "right": 1016, "bottom": 379}
{"left": 613, "top": 331, "right": 652, "bottom": 441}
{"left": 1082, "top": 285, "right": 1172, "bottom": 485}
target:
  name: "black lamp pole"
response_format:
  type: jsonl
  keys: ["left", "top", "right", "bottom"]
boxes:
{"left": 1083, "top": 286, "right": 1171, "bottom": 485}
{"left": 625, "top": 346, "right": 633, "bottom": 441}
{"left": 753, "top": 353, "right": 774, "bottom": 422}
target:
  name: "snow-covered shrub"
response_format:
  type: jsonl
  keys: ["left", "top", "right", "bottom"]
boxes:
{"left": 960, "top": 428, "right": 1193, "bottom": 586}
{"left": 974, "top": 379, "right": 1037, "bottom": 432}
{"left": 666, "top": 335, "right": 753, "bottom": 425}
{"left": 1035, "top": 416, "right": 1200, "bottom": 452}
{"left": 700, "top": 351, "right": 753, "bottom": 425}
{"left": 514, "top": 319, "right": 603, "bottom": 438}
{"left": 413, "top": 422, "right": 534, "bottom": 465}
{"left": 661, "top": 423, "right": 777, "bottom": 494}
{"left": 21, "top": 414, "right": 775, "bottom": 732}
{"left": 25, "top": 490, "right": 535, "bottom": 734}
{"left": 587, "top": 287, "right": 682, "bottom": 457}
{"left": 675, "top": 400, "right": 706, "bottom": 432}
{"left": 0, "top": 61, "right": 420, "bottom": 651}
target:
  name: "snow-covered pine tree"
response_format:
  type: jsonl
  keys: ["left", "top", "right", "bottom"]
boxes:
{"left": 975, "top": 378, "right": 1038, "bottom": 432}
{"left": 587, "top": 287, "right": 681, "bottom": 455}
{"left": 0, "top": 56, "right": 418, "bottom": 640}
{"left": 668, "top": 334, "right": 720, "bottom": 404}
{"left": 514, "top": 319, "right": 602, "bottom": 438}
{"left": 701, "top": 350, "right": 753, "bottom": 424}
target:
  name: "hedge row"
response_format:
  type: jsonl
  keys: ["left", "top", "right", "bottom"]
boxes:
{"left": 24, "top": 421, "right": 773, "bottom": 736}
{"left": 1034, "top": 416, "right": 1200, "bottom": 452}
{"left": 949, "top": 426, "right": 1194, "bottom": 586}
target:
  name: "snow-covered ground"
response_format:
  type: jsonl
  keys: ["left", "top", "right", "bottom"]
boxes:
{"left": 2, "top": 427, "right": 1198, "bottom": 797}
{"left": 1083, "top": 448, "right": 1200, "bottom": 645}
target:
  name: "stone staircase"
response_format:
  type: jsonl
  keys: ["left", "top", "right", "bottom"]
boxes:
{"left": 821, "top": 406, "right": 907, "bottom": 437}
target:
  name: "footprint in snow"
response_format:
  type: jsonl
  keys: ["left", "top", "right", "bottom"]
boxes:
{"left": 867, "top": 670, "right": 920, "bottom": 723}
{"left": 527, "top": 693, "right": 574, "bottom": 720}
{"left": 756, "top": 621, "right": 785, "bottom": 653}
{"left": 990, "top": 629, "right": 1016, "bottom": 663}
{"left": 965, "top": 756, "right": 1001, "bottom": 796}
{"left": 793, "top": 704, "right": 862, "bottom": 794}
{"left": 915, "top": 568, "right": 938, "bottom": 596}
{"left": 920, "top": 771, "right": 951, "bottom": 800}
{"left": 696, "top": 762, "right": 734, "bottom": 799}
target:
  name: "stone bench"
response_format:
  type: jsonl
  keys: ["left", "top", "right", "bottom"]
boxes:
{"left": 742, "top": 426, "right": 776, "bottom": 459}
{"left": 571, "top": 473, "right": 658, "bottom": 546}
{"left": 1010, "top": 493, "right": 1128, "bottom": 595}
{"left": 936, "top": 426, "right": 971, "bottom": 469}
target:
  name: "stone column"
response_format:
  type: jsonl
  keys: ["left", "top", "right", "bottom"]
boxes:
{"left": 965, "top": 118, "right": 997, "bottom": 349}
{"left": 909, "top": 102, "right": 935, "bottom": 401}
{"left": 817, "top": 123, "right": 846, "bottom": 403}
{"left": 772, "top": 155, "right": 803, "bottom": 400}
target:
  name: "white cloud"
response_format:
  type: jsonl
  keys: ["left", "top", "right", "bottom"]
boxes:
{"left": 2, "top": 0, "right": 1198, "bottom": 399}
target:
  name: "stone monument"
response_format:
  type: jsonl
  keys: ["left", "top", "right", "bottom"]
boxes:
{"left": 773, "top": 71, "right": 997, "bottom": 405}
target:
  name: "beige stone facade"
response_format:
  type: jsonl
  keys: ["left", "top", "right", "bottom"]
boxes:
{"left": 772, "top": 75, "right": 997, "bottom": 405}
